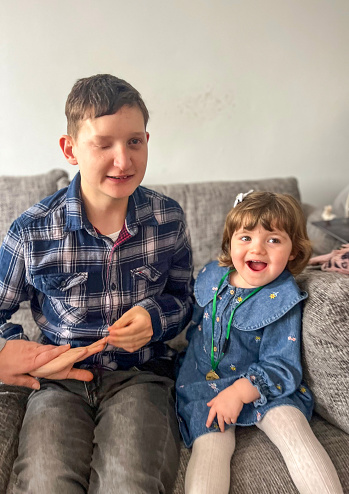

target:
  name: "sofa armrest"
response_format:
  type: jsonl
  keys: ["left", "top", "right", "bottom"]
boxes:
{"left": 296, "top": 268, "right": 349, "bottom": 434}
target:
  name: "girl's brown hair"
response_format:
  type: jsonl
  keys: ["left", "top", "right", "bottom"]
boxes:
{"left": 218, "top": 191, "right": 312, "bottom": 275}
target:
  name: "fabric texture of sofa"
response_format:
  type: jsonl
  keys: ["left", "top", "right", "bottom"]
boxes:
{"left": 0, "top": 170, "right": 348, "bottom": 493}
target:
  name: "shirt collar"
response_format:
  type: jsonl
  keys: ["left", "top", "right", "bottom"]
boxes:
{"left": 64, "top": 173, "right": 158, "bottom": 235}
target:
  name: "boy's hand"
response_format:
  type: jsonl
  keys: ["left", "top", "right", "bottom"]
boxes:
{"left": 30, "top": 338, "right": 107, "bottom": 381}
{"left": 0, "top": 340, "right": 72, "bottom": 389}
{"left": 206, "top": 378, "right": 260, "bottom": 432}
{"left": 107, "top": 306, "right": 153, "bottom": 353}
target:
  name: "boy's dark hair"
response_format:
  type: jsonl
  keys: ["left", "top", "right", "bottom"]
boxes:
{"left": 219, "top": 191, "right": 312, "bottom": 276}
{"left": 65, "top": 74, "right": 149, "bottom": 138}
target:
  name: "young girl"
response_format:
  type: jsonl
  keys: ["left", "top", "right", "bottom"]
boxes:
{"left": 176, "top": 191, "right": 343, "bottom": 494}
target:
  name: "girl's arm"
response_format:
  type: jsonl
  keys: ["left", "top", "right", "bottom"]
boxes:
{"left": 242, "top": 303, "right": 304, "bottom": 407}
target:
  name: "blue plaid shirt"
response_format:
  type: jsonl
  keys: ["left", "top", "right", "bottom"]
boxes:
{"left": 0, "top": 173, "right": 194, "bottom": 370}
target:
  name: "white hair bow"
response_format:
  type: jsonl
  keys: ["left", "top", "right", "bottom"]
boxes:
{"left": 233, "top": 189, "right": 254, "bottom": 208}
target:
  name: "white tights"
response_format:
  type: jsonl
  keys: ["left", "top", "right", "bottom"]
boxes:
{"left": 185, "top": 406, "right": 343, "bottom": 494}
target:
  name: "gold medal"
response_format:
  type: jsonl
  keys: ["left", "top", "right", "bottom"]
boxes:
{"left": 206, "top": 369, "right": 220, "bottom": 381}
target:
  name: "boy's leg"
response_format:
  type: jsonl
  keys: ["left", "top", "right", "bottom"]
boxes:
{"left": 0, "top": 385, "right": 30, "bottom": 493}
{"left": 88, "top": 369, "right": 180, "bottom": 494}
{"left": 185, "top": 427, "right": 236, "bottom": 494}
{"left": 257, "top": 405, "right": 343, "bottom": 494}
{"left": 13, "top": 379, "right": 95, "bottom": 494}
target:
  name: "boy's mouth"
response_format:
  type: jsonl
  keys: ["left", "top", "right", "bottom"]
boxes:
{"left": 247, "top": 260, "right": 267, "bottom": 271}
{"left": 107, "top": 175, "right": 132, "bottom": 180}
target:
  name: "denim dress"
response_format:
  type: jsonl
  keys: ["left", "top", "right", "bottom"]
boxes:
{"left": 176, "top": 261, "right": 314, "bottom": 447}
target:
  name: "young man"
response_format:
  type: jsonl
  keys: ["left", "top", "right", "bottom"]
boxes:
{"left": 0, "top": 74, "right": 194, "bottom": 493}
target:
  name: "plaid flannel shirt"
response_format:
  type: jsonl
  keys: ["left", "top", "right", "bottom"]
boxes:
{"left": 0, "top": 173, "right": 194, "bottom": 370}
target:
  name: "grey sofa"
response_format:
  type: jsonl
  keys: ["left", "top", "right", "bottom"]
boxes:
{"left": 0, "top": 170, "right": 348, "bottom": 493}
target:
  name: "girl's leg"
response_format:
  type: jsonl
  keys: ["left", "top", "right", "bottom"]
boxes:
{"left": 185, "top": 427, "right": 236, "bottom": 494}
{"left": 257, "top": 406, "right": 343, "bottom": 494}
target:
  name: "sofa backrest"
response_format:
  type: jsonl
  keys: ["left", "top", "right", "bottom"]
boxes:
{"left": 0, "top": 169, "right": 70, "bottom": 244}
{"left": 0, "top": 171, "right": 301, "bottom": 278}
{"left": 148, "top": 177, "right": 301, "bottom": 276}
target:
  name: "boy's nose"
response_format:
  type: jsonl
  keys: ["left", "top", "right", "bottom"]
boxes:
{"left": 113, "top": 146, "right": 131, "bottom": 171}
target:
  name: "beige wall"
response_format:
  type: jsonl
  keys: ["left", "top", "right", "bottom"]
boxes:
{"left": 0, "top": 0, "right": 348, "bottom": 206}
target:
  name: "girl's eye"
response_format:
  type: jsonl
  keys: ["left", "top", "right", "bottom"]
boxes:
{"left": 241, "top": 235, "right": 251, "bottom": 241}
{"left": 268, "top": 238, "right": 280, "bottom": 243}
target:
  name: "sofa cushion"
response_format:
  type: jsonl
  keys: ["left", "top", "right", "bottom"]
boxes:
{"left": 0, "top": 169, "right": 70, "bottom": 244}
{"left": 297, "top": 268, "right": 349, "bottom": 434}
{"left": 148, "top": 177, "right": 301, "bottom": 276}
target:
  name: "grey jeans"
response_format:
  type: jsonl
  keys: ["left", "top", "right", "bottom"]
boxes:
{"left": 13, "top": 368, "right": 180, "bottom": 494}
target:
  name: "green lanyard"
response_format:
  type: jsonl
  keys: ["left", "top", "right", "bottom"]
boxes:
{"left": 207, "top": 270, "right": 262, "bottom": 381}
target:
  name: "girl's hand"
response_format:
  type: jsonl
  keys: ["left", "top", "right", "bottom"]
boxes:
{"left": 30, "top": 338, "right": 107, "bottom": 381}
{"left": 206, "top": 385, "right": 244, "bottom": 432}
{"left": 206, "top": 378, "right": 261, "bottom": 432}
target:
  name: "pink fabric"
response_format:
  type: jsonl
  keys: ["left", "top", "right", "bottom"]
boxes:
{"left": 308, "top": 243, "right": 349, "bottom": 275}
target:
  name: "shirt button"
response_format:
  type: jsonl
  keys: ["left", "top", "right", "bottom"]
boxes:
{"left": 230, "top": 289, "right": 235, "bottom": 295}
{"left": 111, "top": 283, "right": 116, "bottom": 290}
{"left": 213, "top": 346, "right": 218, "bottom": 352}
{"left": 216, "top": 317, "right": 219, "bottom": 322}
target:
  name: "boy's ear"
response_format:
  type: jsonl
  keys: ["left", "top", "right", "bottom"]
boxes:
{"left": 59, "top": 135, "right": 78, "bottom": 165}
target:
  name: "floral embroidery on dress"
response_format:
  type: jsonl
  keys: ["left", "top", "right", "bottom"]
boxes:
{"left": 276, "top": 384, "right": 282, "bottom": 391}
{"left": 256, "top": 411, "right": 262, "bottom": 421}
{"left": 212, "top": 286, "right": 218, "bottom": 292}
{"left": 198, "top": 324, "right": 202, "bottom": 331}
{"left": 255, "top": 336, "right": 261, "bottom": 342}
{"left": 208, "top": 382, "right": 219, "bottom": 393}
{"left": 288, "top": 336, "right": 296, "bottom": 342}
{"left": 269, "top": 292, "right": 279, "bottom": 299}
{"left": 237, "top": 296, "right": 243, "bottom": 303}
{"left": 300, "top": 386, "right": 307, "bottom": 394}
{"left": 230, "top": 364, "right": 236, "bottom": 371}
{"left": 204, "top": 312, "right": 209, "bottom": 320}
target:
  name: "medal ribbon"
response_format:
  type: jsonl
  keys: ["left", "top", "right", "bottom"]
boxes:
{"left": 210, "top": 270, "right": 263, "bottom": 375}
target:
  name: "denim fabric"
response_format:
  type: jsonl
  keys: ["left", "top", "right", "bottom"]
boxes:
{"left": 0, "top": 172, "right": 193, "bottom": 370}
{"left": 176, "top": 261, "right": 313, "bottom": 447}
{"left": 13, "top": 369, "right": 180, "bottom": 493}
{"left": 0, "top": 385, "right": 30, "bottom": 493}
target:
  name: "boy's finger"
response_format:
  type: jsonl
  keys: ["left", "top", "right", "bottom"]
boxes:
{"left": 86, "top": 337, "right": 107, "bottom": 349}
{"left": 67, "top": 368, "right": 94, "bottom": 382}
{"left": 9, "top": 375, "right": 41, "bottom": 390}
{"left": 31, "top": 348, "right": 88, "bottom": 376}
{"left": 34, "top": 344, "right": 70, "bottom": 367}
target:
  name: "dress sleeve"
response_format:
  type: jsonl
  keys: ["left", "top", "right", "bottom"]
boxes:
{"left": 241, "top": 303, "right": 304, "bottom": 407}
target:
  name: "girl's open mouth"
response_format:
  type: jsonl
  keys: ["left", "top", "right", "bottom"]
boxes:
{"left": 247, "top": 261, "right": 267, "bottom": 271}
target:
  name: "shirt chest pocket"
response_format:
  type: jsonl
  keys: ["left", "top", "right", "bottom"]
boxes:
{"left": 32, "top": 272, "right": 89, "bottom": 326}
{"left": 131, "top": 261, "right": 168, "bottom": 304}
